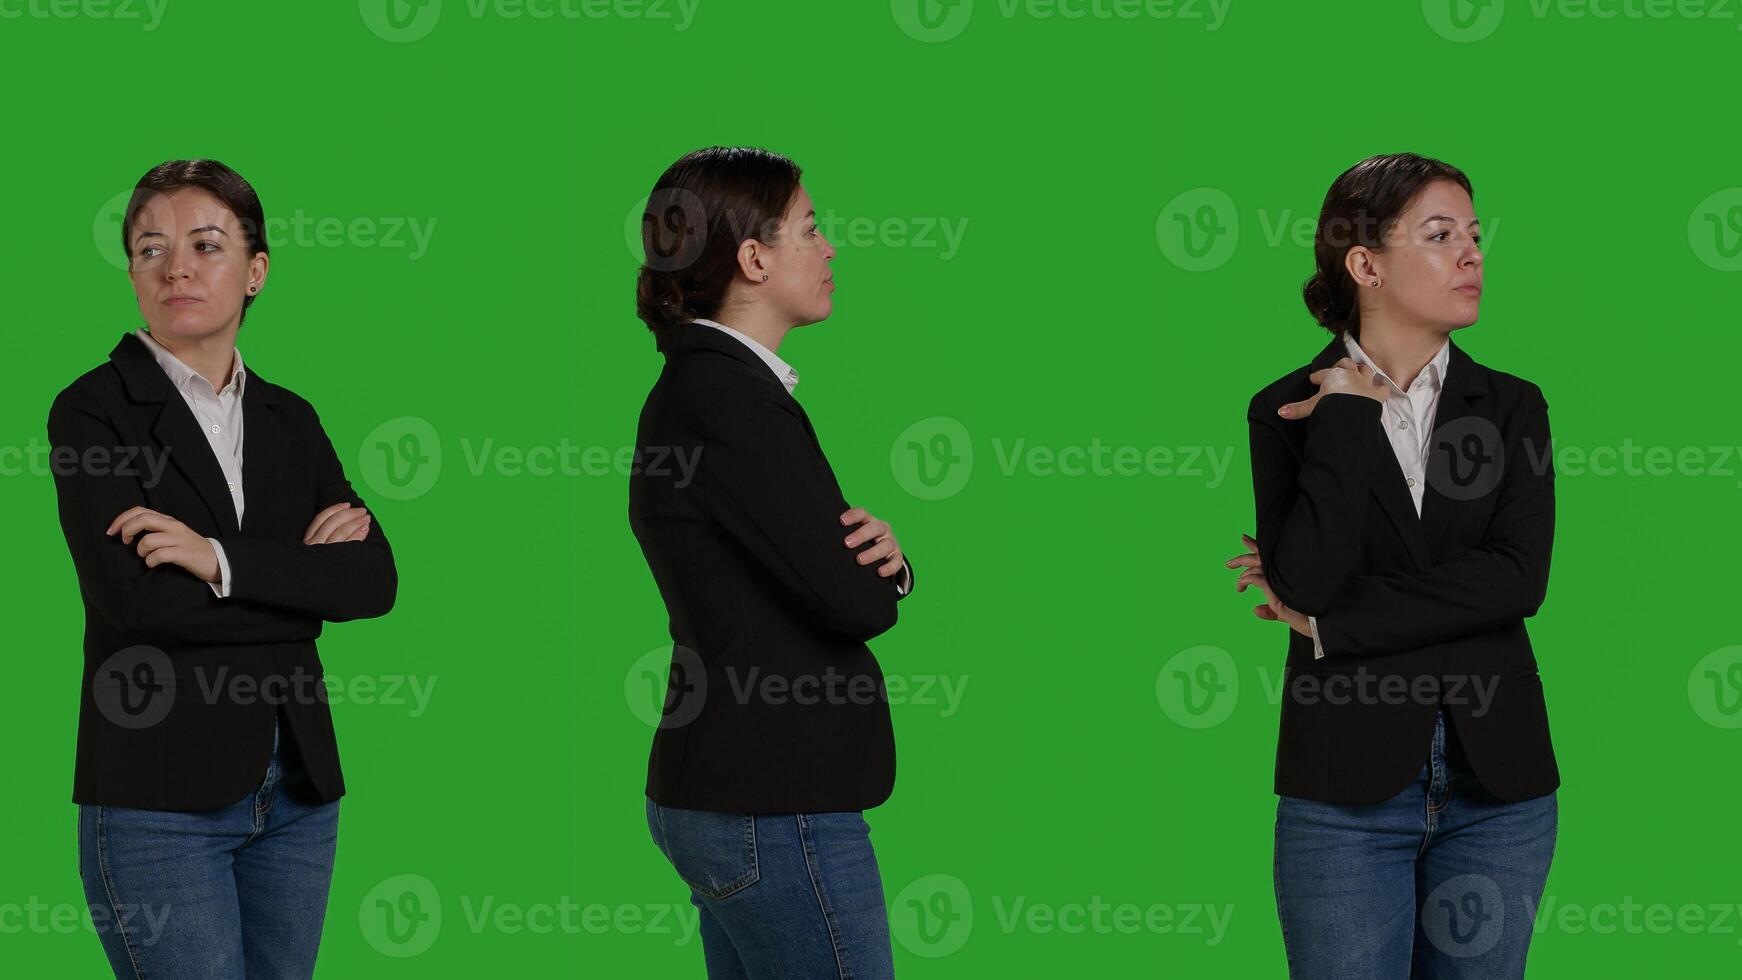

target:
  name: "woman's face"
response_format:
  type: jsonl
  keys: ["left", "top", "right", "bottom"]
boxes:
{"left": 127, "top": 187, "right": 267, "bottom": 344}
{"left": 758, "top": 184, "right": 836, "bottom": 327}
{"left": 1358, "top": 178, "right": 1484, "bottom": 332}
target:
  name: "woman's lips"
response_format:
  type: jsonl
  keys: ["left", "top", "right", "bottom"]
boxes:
{"left": 164, "top": 297, "right": 202, "bottom": 306}
{"left": 1455, "top": 285, "right": 1481, "bottom": 296}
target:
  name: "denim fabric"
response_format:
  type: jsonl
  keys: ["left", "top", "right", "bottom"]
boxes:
{"left": 1274, "top": 709, "right": 1557, "bottom": 979}
{"left": 78, "top": 717, "right": 341, "bottom": 979}
{"left": 647, "top": 798, "right": 894, "bottom": 979}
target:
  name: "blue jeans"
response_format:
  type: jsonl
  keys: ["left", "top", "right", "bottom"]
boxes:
{"left": 646, "top": 799, "right": 894, "bottom": 979}
{"left": 78, "top": 716, "right": 341, "bottom": 980}
{"left": 1273, "top": 709, "right": 1557, "bottom": 979}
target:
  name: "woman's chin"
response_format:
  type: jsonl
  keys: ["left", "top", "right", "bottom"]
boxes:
{"left": 1439, "top": 301, "right": 1480, "bottom": 330}
{"left": 146, "top": 311, "right": 226, "bottom": 339}
{"left": 796, "top": 302, "right": 832, "bottom": 328}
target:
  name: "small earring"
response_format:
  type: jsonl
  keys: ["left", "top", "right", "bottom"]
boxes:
{"left": 248, "top": 286, "right": 258, "bottom": 293}
{"left": 1370, "top": 279, "right": 1380, "bottom": 287}
{"left": 761, "top": 275, "right": 769, "bottom": 282}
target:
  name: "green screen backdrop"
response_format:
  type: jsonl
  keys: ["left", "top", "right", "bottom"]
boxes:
{"left": 2, "top": 0, "right": 1738, "bottom": 974}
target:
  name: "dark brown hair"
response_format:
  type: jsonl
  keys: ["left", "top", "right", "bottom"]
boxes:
{"left": 121, "top": 159, "right": 269, "bottom": 326}
{"left": 635, "top": 147, "right": 803, "bottom": 332}
{"left": 1302, "top": 152, "right": 1473, "bottom": 339}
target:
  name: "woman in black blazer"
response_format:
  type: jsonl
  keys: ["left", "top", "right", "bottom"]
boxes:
{"left": 629, "top": 147, "right": 915, "bottom": 979}
{"left": 49, "top": 159, "right": 396, "bottom": 978}
{"left": 1228, "top": 154, "right": 1558, "bottom": 979}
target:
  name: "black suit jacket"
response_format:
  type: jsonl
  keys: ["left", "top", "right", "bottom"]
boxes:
{"left": 49, "top": 332, "right": 397, "bottom": 811}
{"left": 629, "top": 323, "right": 914, "bottom": 814}
{"left": 1248, "top": 334, "right": 1558, "bottom": 804}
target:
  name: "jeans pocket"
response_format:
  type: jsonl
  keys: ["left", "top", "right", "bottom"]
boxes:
{"left": 652, "top": 804, "right": 760, "bottom": 900}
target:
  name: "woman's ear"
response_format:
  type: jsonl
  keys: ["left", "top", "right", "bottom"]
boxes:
{"left": 1343, "top": 246, "right": 1377, "bottom": 287}
{"left": 734, "top": 239, "right": 767, "bottom": 284}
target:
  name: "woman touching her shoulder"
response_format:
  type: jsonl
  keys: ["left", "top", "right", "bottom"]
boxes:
{"left": 1230, "top": 152, "right": 1558, "bottom": 980}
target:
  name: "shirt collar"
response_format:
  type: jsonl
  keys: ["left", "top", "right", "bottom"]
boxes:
{"left": 689, "top": 318, "right": 799, "bottom": 394}
{"left": 134, "top": 327, "right": 246, "bottom": 398}
{"left": 1342, "top": 331, "right": 1449, "bottom": 396}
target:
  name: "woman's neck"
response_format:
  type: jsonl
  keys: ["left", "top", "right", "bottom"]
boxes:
{"left": 707, "top": 305, "right": 791, "bottom": 354}
{"left": 1352, "top": 318, "right": 1448, "bottom": 392}
{"left": 149, "top": 328, "right": 239, "bottom": 391}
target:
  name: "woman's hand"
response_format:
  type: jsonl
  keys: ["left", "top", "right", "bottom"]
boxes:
{"left": 304, "top": 502, "right": 372, "bottom": 544}
{"left": 840, "top": 506, "right": 906, "bottom": 581}
{"left": 1278, "top": 357, "right": 1388, "bottom": 419}
{"left": 107, "top": 506, "right": 220, "bottom": 583}
{"left": 1226, "top": 533, "right": 1312, "bottom": 638}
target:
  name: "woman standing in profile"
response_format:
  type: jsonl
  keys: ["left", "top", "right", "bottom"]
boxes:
{"left": 629, "top": 146, "right": 916, "bottom": 979}
{"left": 49, "top": 159, "right": 397, "bottom": 978}
{"left": 1230, "top": 153, "right": 1559, "bottom": 979}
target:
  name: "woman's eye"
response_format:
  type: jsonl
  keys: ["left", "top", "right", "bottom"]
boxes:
{"left": 1431, "top": 231, "right": 1449, "bottom": 242}
{"left": 138, "top": 245, "right": 162, "bottom": 259}
{"left": 197, "top": 241, "right": 220, "bottom": 252}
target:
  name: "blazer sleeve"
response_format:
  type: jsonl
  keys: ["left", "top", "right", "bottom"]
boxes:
{"left": 218, "top": 403, "right": 398, "bottom": 622}
{"left": 1248, "top": 391, "right": 1388, "bottom": 615}
{"left": 698, "top": 385, "right": 902, "bottom": 642}
{"left": 1314, "top": 390, "right": 1555, "bottom": 657}
{"left": 47, "top": 390, "right": 322, "bottom": 646}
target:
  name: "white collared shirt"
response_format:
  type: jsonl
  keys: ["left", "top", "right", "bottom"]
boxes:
{"left": 690, "top": 318, "right": 800, "bottom": 394}
{"left": 1308, "top": 331, "right": 1451, "bottom": 658}
{"left": 134, "top": 328, "right": 245, "bottom": 598}
{"left": 688, "top": 317, "right": 909, "bottom": 596}
{"left": 1343, "top": 331, "right": 1449, "bottom": 517}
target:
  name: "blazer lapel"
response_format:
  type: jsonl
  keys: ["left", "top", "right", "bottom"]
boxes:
{"left": 111, "top": 333, "right": 240, "bottom": 537}
{"left": 1305, "top": 335, "right": 1432, "bottom": 571}
{"left": 239, "top": 368, "right": 292, "bottom": 533}
{"left": 1419, "top": 339, "right": 1491, "bottom": 563}
{"left": 789, "top": 399, "right": 825, "bottom": 456}
{"left": 1371, "top": 441, "right": 1433, "bottom": 571}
